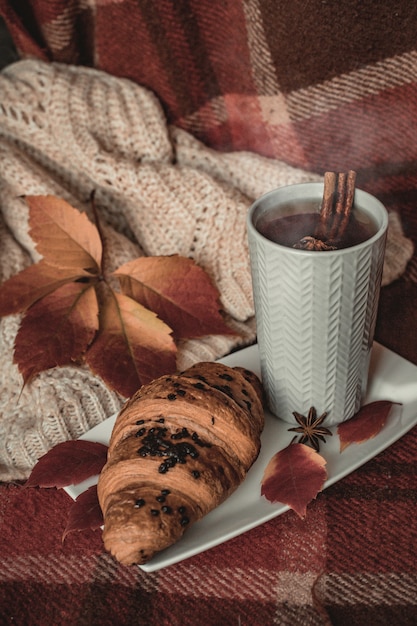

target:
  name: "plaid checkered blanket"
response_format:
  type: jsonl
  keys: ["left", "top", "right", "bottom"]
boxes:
{"left": 1, "top": 0, "right": 417, "bottom": 272}
{"left": 1, "top": 423, "right": 417, "bottom": 625}
{"left": 1, "top": 2, "right": 417, "bottom": 178}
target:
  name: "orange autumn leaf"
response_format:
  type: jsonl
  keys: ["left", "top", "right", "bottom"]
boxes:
{"left": 0, "top": 194, "right": 237, "bottom": 397}
{"left": 26, "top": 195, "right": 102, "bottom": 273}
{"left": 0, "top": 260, "right": 92, "bottom": 316}
{"left": 85, "top": 290, "right": 177, "bottom": 397}
{"left": 261, "top": 443, "right": 327, "bottom": 518}
{"left": 114, "top": 255, "right": 234, "bottom": 338}
{"left": 14, "top": 282, "right": 99, "bottom": 383}
{"left": 337, "top": 400, "right": 401, "bottom": 452}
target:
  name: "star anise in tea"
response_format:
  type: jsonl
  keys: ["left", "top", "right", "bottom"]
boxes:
{"left": 288, "top": 407, "right": 332, "bottom": 452}
{"left": 293, "top": 236, "right": 337, "bottom": 251}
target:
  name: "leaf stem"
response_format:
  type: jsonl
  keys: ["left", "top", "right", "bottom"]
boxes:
{"left": 89, "top": 190, "right": 107, "bottom": 279}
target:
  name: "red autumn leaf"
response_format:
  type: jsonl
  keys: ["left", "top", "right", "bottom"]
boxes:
{"left": 63, "top": 485, "right": 104, "bottom": 541}
{"left": 337, "top": 400, "right": 401, "bottom": 452}
{"left": 13, "top": 282, "right": 99, "bottom": 384}
{"left": 0, "top": 194, "right": 238, "bottom": 397}
{"left": 261, "top": 443, "right": 327, "bottom": 518}
{"left": 114, "top": 255, "right": 234, "bottom": 338}
{"left": 26, "top": 195, "right": 102, "bottom": 273}
{"left": 85, "top": 289, "right": 177, "bottom": 397}
{"left": 25, "top": 440, "right": 108, "bottom": 489}
{"left": 0, "top": 260, "right": 92, "bottom": 316}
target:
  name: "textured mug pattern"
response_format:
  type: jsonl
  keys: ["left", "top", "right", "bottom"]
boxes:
{"left": 248, "top": 185, "right": 388, "bottom": 427}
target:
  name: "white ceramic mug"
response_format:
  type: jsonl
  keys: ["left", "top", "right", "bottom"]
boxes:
{"left": 247, "top": 182, "right": 388, "bottom": 427}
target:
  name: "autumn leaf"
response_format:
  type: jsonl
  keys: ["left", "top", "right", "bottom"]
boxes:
{"left": 337, "top": 400, "right": 401, "bottom": 452}
{"left": 14, "top": 282, "right": 99, "bottom": 383}
{"left": 85, "top": 288, "right": 177, "bottom": 397}
{"left": 115, "top": 255, "right": 234, "bottom": 338}
{"left": 261, "top": 443, "right": 327, "bottom": 518}
{"left": 63, "top": 485, "right": 104, "bottom": 541}
{"left": 26, "top": 195, "right": 102, "bottom": 273}
{"left": 0, "top": 194, "right": 237, "bottom": 396}
{"left": 25, "top": 440, "right": 108, "bottom": 489}
{"left": 0, "top": 260, "right": 93, "bottom": 316}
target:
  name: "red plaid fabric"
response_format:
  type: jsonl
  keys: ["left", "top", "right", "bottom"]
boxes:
{"left": 1, "top": 1, "right": 416, "bottom": 269}
{"left": 1, "top": 2, "right": 417, "bottom": 174}
{"left": 1, "top": 424, "right": 417, "bottom": 625}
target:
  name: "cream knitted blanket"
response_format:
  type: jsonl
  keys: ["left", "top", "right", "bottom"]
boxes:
{"left": 0, "top": 59, "right": 413, "bottom": 481}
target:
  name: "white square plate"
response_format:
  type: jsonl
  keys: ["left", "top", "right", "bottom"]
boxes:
{"left": 65, "top": 342, "right": 417, "bottom": 572}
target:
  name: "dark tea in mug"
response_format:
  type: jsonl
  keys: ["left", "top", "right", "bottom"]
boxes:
{"left": 255, "top": 199, "right": 378, "bottom": 249}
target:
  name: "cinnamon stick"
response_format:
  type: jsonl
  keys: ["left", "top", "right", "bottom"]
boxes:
{"left": 293, "top": 170, "right": 357, "bottom": 251}
{"left": 332, "top": 170, "right": 356, "bottom": 241}
{"left": 316, "top": 171, "right": 337, "bottom": 240}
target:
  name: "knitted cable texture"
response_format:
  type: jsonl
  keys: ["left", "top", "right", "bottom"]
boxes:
{"left": 0, "top": 59, "right": 413, "bottom": 480}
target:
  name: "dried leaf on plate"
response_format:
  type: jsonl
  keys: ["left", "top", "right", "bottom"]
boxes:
{"left": 337, "top": 400, "right": 401, "bottom": 451}
{"left": 261, "top": 442, "right": 327, "bottom": 518}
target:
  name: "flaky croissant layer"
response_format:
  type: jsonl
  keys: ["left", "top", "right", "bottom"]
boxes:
{"left": 97, "top": 362, "right": 264, "bottom": 565}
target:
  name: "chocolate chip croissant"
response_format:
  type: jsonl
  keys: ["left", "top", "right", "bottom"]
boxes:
{"left": 97, "top": 361, "right": 264, "bottom": 565}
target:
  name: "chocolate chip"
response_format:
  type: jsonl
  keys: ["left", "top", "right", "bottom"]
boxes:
{"left": 213, "top": 384, "right": 233, "bottom": 397}
{"left": 219, "top": 373, "right": 233, "bottom": 381}
{"left": 191, "top": 432, "right": 211, "bottom": 448}
{"left": 171, "top": 427, "right": 190, "bottom": 440}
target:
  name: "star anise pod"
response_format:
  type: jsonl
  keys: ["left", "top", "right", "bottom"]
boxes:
{"left": 293, "top": 236, "right": 337, "bottom": 251}
{"left": 288, "top": 407, "right": 332, "bottom": 452}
